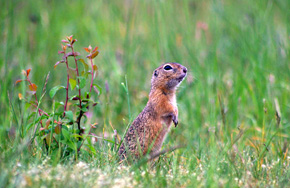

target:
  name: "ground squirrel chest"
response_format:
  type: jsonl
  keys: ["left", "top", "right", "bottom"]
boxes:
{"left": 118, "top": 62, "right": 187, "bottom": 162}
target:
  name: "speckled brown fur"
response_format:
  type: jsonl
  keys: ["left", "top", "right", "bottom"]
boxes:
{"left": 118, "top": 63, "right": 187, "bottom": 162}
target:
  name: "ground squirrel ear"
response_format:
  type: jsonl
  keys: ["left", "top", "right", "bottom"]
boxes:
{"left": 154, "top": 70, "right": 158, "bottom": 77}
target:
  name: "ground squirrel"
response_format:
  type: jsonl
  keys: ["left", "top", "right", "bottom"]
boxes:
{"left": 118, "top": 62, "right": 187, "bottom": 162}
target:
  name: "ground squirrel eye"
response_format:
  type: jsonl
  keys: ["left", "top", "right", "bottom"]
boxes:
{"left": 163, "top": 65, "right": 172, "bottom": 70}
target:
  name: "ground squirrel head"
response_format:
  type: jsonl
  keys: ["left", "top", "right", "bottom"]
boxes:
{"left": 151, "top": 62, "right": 187, "bottom": 93}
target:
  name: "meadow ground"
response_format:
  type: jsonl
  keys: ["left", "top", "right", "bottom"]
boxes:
{"left": 1, "top": 0, "right": 290, "bottom": 187}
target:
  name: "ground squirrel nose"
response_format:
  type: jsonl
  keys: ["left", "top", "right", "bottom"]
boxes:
{"left": 183, "top": 67, "right": 187, "bottom": 74}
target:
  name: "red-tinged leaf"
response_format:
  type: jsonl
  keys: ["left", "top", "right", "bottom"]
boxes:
{"left": 93, "top": 65, "right": 98, "bottom": 71}
{"left": 67, "top": 44, "right": 72, "bottom": 48}
{"left": 67, "top": 35, "right": 73, "bottom": 42}
{"left": 54, "top": 120, "right": 62, "bottom": 124}
{"left": 55, "top": 124, "right": 61, "bottom": 134}
{"left": 91, "top": 50, "right": 99, "bottom": 59}
{"left": 72, "top": 96, "right": 80, "bottom": 100}
{"left": 40, "top": 127, "right": 46, "bottom": 131}
{"left": 74, "top": 52, "right": 80, "bottom": 56}
{"left": 22, "top": 70, "right": 27, "bottom": 76}
{"left": 72, "top": 39, "right": 77, "bottom": 44}
{"left": 15, "top": 79, "right": 22, "bottom": 85}
{"left": 84, "top": 47, "right": 90, "bottom": 53}
{"left": 58, "top": 51, "right": 64, "bottom": 54}
{"left": 54, "top": 61, "right": 64, "bottom": 69}
{"left": 29, "top": 83, "right": 38, "bottom": 91}
{"left": 45, "top": 119, "right": 51, "bottom": 129}
{"left": 64, "top": 52, "right": 71, "bottom": 58}
{"left": 90, "top": 123, "right": 98, "bottom": 129}
{"left": 92, "top": 46, "right": 99, "bottom": 53}
{"left": 61, "top": 40, "right": 69, "bottom": 43}
{"left": 66, "top": 52, "right": 80, "bottom": 57}
{"left": 18, "top": 93, "right": 23, "bottom": 100}
{"left": 46, "top": 133, "right": 51, "bottom": 146}
{"left": 26, "top": 69, "right": 31, "bottom": 76}
{"left": 63, "top": 45, "right": 67, "bottom": 51}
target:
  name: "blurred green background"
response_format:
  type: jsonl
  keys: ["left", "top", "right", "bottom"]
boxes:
{"left": 1, "top": 0, "right": 290, "bottom": 187}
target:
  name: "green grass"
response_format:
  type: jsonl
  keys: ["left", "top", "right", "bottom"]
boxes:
{"left": 1, "top": 0, "right": 290, "bottom": 187}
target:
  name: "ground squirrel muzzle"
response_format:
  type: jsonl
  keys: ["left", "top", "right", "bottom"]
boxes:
{"left": 119, "top": 62, "right": 187, "bottom": 162}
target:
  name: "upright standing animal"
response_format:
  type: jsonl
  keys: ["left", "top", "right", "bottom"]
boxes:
{"left": 118, "top": 62, "right": 187, "bottom": 162}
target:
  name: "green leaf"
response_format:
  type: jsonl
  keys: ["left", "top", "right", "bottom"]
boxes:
{"left": 25, "top": 103, "right": 32, "bottom": 110}
{"left": 69, "top": 78, "right": 77, "bottom": 90}
{"left": 81, "top": 107, "right": 88, "bottom": 112}
{"left": 82, "top": 114, "right": 88, "bottom": 123}
{"left": 55, "top": 101, "right": 64, "bottom": 109}
{"left": 70, "top": 95, "right": 80, "bottom": 101}
{"left": 62, "top": 129, "right": 70, "bottom": 141}
{"left": 67, "top": 141, "right": 76, "bottom": 151}
{"left": 78, "top": 58, "right": 89, "bottom": 72}
{"left": 85, "top": 92, "right": 90, "bottom": 99}
{"left": 49, "top": 85, "right": 65, "bottom": 98}
{"left": 27, "top": 112, "right": 36, "bottom": 121}
{"left": 72, "top": 134, "right": 83, "bottom": 139}
{"left": 85, "top": 143, "right": 97, "bottom": 155}
{"left": 93, "top": 84, "right": 102, "bottom": 96}
{"left": 77, "top": 140, "right": 82, "bottom": 149}
{"left": 25, "top": 123, "right": 34, "bottom": 133}
{"left": 78, "top": 76, "right": 86, "bottom": 89}
{"left": 103, "top": 138, "right": 116, "bottom": 144}
{"left": 60, "top": 140, "right": 76, "bottom": 151}
{"left": 65, "top": 111, "right": 73, "bottom": 122}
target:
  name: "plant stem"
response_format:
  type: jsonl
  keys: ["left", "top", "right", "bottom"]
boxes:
{"left": 78, "top": 126, "right": 93, "bottom": 152}
{"left": 64, "top": 56, "right": 69, "bottom": 116}
{"left": 30, "top": 103, "right": 49, "bottom": 116}
{"left": 76, "top": 110, "right": 84, "bottom": 140}
{"left": 71, "top": 46, "right": 82, "bottom": 109}
{"left": 71, "top": 45, "right": 83, "bottom": 135}
{"left": 26, "top": 76, "right": 44, "bottom": 128}
{"left": 89, "top": 58, "right": 94, "bottom": 93}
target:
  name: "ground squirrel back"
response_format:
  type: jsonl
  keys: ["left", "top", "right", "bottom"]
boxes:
{"left": 118, "top": 62, "right": 187, "bottom": 162}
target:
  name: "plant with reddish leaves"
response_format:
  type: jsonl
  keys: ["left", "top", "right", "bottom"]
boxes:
{"left": 16, "top": 35, "right": 101, "bottom": 158}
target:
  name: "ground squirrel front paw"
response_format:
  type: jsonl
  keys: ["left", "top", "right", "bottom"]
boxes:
{"left": 172, "top": 114, "right": 178, "bottom": 127}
